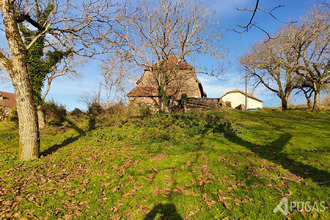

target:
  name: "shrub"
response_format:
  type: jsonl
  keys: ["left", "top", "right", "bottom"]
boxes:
{"left": 107, "top": 102, "right": 126, "bottom": 115}
{"left": 225, "top": 101, "right": 231, "bottom": 108}
{"left": 69, "top": 108, "right": 85, "bottom": 117}
{"left": 8, "top": 106, "right": 18, "bottom": 122}
{"left": 87, "top": 103, "right": 104, "bottom": 116}
{"left": 42, "top": 100, "right": 67, "bottom": 126}
{"left": 180, "top": 93, "right": 188, "bottom": 106}
{"left": 138, "top": 103, "right": 152, "bottom": 118}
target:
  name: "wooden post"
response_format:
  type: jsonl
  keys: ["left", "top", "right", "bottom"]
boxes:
{"left": 245, "top": 74, "right": 247, "bottom": 110}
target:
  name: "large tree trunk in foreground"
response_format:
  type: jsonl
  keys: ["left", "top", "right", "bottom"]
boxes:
{"left": 12, "top": 71, "right": 40, "bottom": 160}
{"left": 1, "top": 1, "right": 40, "bottom": 160}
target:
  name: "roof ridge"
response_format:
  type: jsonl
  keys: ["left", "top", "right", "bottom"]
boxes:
{"left": 221, "top": 89, "right": 262, "bottom": 102}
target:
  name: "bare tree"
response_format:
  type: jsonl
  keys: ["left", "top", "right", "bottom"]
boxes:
{"left": 239, "top": 35, "right": 299, "bottom": 110}
{"left": 79, "top": 90, "right": 99, "bottom": 108}
{"left": 240, "top": 5, "right": 329, "bottom": 111}
{"left": 42, "top": 54, "right": 84, "bottom": 101}
{"left": 232, "top": 0, "right": 291, "bottom": 39}
{"left": 114, "top": 0, "right": 228, "bottom": 112}
{"left": 233, "top": 0, "right": 329, "bottom": 37}
{"left": 99, "top": 56, "right": 133, "bottom": 109}
{"left": 0, "top": 0, "right": 118, "bottom": 160}
{"left": 288, "top": 5, "right": 330, "bottom": 112}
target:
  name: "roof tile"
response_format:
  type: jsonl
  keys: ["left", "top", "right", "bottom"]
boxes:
{"left": 127, "top": 86, "right": 178, "bottom": 97}
{"left": 0, "top": 91, "right": 16, "bottom": 108}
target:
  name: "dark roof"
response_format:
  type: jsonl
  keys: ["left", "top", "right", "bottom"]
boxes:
{"left": 144, "top": 54, "right": 194, "bottom": 71}
{"left": 127, "top": 86, "right": 178, "bottom": 97}
{"left": 220, "top": 89, "right": 262, "bottom": 102}
{"left": 0, "top": 91, "right": 16, "bottom": 108}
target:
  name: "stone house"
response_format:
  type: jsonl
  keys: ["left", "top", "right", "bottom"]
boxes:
{"left": 0, "top": 91, "right": 16, "bottom": 120}
{"left": 127, "top": 55, "right": 206, "bottom": 108}
{"left": 220, "top": 89, "right": 262, "bottom": 109}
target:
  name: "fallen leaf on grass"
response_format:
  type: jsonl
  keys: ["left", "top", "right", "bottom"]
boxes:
{"left": 241, "top": 196, "right": 253, "bottom": 203}
{"left": 109, "top": 214, "right": 121, "bottom": 220}
{"left": 74, "top": 210, "right": 82, "bottom": 217}
{"left": 62, "top": 213, "right": 74, "bottom": 220}
{"left": 66, "top": 191, "right": 75, "bottom": 197}
{"left": 185, "top": 208, "right": 201, "bottom": 220}
{"left": 173, "top": 186, "right": 186, "bottom": 194}
{"left": 218, "top": 194, "right": 231, "bottom": 210}
{"left": 81, "top": 178, "right": 90, "bottom": 186}
{"left": 13, "top": 211, "right": 21, "bottom": 218}
{"left": 234, "top": 198, "right": 241, "bottom": 206}
{"left": 140, "top": 205, "right": 151, "bottom": 215}
{"left": 112, "top": 186, "right": 120, "bottom": 193}
{"left": 109, "top": 207, "right": 118, "bottom": 212}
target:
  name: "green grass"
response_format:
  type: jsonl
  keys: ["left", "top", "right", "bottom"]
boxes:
{"left": 0, "top": 110, "right": 329, "bottom": 219}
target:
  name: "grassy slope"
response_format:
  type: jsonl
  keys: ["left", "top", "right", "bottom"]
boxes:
{"left": 0, "top": 110, "right": 329, "bottom": 219}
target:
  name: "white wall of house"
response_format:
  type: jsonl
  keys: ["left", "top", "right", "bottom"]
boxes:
{"left": 221, "top": 92, "right": 262, "bottom": 109}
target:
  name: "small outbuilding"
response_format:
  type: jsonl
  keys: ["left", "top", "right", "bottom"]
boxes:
{"left": 220, "top": 89, "right": 262, "bottom": 110}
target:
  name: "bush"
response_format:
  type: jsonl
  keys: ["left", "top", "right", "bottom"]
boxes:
{"left": 180, "top": 93, "right": 188, "bottom": 106}
{"left": 87, "top": 103, "right": 104, "bottom": 116}
{"left": 42, "top": 100, "right": 67, "bottom": 126}
{"left": 69, "top": 108, "right": 85, "bottom": 117}
{"left": 8, "top": 106, "right": 18, "bottom": 122}
{"left": 138, "top": 103, "right": 152, "bottom": 118}
{"left": 225, "top": 101, "right": 231, "bottom": 108}
{"left": 107, "top": 102, "right": 126, "bottom": 115}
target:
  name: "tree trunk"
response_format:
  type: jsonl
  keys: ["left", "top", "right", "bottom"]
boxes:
{"left": 12, "top": 73, "right": 40, "bottom": 160}
{"left": 1, "top": 1, "right": 40, "bottom": 160}
{"left": 183, "top": 105, "right": 187, "bottom": 113}
{"left": 42, "top": 79, "right": 52, "bottom": 101}
{"left": 306, "top": 97, "right": 313, "bottom": 109}
{"left": 302, "top": 89, "right": 313, "bottom": 109}
{"left": 37, "top": 106, "right": 46, "bottom": 129}
{"left": 281, "top": 97, "right": 288, "bottom": 110}
{"left": 158, "top": 86, "right": 170, "bottom": 113}
{"left": 313, "top": 90, "right": 321, "bottom": 112}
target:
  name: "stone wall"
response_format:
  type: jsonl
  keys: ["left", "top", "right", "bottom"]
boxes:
{"left": 128, "top": 97, "right": 161, "bottom": 114}
{"left": 138, "top": 69, "right": 202, "bottom": 98}
{"left": 187, "top": 98, "right": 220, "bottom": 107}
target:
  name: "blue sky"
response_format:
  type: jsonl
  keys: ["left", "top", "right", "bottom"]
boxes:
{"left": 0, "top": 0, "right": 324, "bottom": 110}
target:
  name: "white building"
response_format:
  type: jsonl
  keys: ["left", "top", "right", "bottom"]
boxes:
{"left": 220, "top": 89, "right": 262, "bottom": 109}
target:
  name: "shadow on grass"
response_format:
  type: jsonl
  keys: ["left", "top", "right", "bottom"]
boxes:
{"left": 40, "top": 119, "right": 86, "bottom": 157}
{"left": 224, "top": 132, "right": 330, "bottom": 187}
{"left": 144, "top": 203, "right": 183, "bottom": 220}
